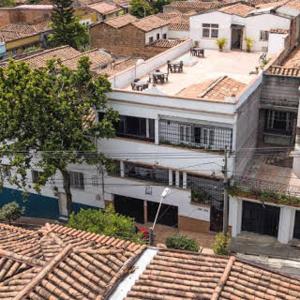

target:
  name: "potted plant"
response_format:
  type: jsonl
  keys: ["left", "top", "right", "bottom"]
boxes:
{"left": 216, "top": 38, "right": 227, "bottom": 51}
{"left": 245, "top": 37, "right": 254, "bottom": 52}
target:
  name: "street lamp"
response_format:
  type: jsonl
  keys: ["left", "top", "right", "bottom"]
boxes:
{"left": 149, "top": 187, "right": 171, "bottom": 245}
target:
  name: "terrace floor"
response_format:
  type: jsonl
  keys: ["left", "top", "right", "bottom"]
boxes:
{"left": 126, "top": 50, "right": 263, "bottom": 97}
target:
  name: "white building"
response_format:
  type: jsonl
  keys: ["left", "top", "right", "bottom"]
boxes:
{"left": 189, "top": 2, "right": 300, "bottom": 53}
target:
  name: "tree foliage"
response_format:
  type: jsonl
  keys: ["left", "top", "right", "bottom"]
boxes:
{"left": 0, "top": 58, "right": 118, "bottom": 214}
{"left": 166, "top": 234, "right": 199, "bottom": 252}
{"left": 0, "top": 202, "right": 24, "bottom": 223}
{"left": 0, "top": 0, "right": 15, "bottom": 7}
{"left": 129, "top": 0, "right": 154, "bottom": 18}
{"left": 213, "top": 232, "right": 230, "bottom": 255}
{"left": 152, "top": 0, "right": 170, "bottom": 13}
{"left": 49, "top": 0, "right": 89, "bottom": 50}
{"left": 68, "top": 205, "right": 143, "bottom": 242}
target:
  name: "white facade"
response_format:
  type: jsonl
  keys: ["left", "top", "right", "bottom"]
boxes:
{"left": 145, "top": 26, "right": 168, "bottom": 44}
{"left": 190, "top": 11, "right": 291, "bottom": 52}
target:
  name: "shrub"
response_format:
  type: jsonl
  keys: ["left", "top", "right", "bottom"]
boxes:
{"left": 0, "top": 202, "right": 24, "bottom": 223}
{"left": 213, "top": 232, "right": 230, "bottom": 255}
{"left": 245, "top": 37, "right": 254, "bottom": 52}
{"left": 216, "top": 38, "right": 227, "bottom": 51}
{"left": 68, "top": 205, "right": 143, "bottom": 243}
{"left": 166, "top": 234, "right": 199, "bottom": 252}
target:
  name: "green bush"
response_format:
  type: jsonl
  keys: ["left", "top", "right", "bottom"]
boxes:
{"left": 68, "top": 205, "right": 143, "bottom": 243}
{"left": 216, "top": 38, "right": 227, "bottom": 51}
{"left": 0, "top": 202, "right": 24, "bottom": 223}
{"left": 213, "top": 232, "right": 230, "bottom": 255}
{"left": 166, "top": 234, "right": 199, "bottom": 252}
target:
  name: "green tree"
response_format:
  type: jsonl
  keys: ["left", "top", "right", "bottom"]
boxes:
{"left": 0, "top": 0, "right": 15, "bottom": 7}
{"left": 49, "top": 0, "right": 89, "bottom": 50}
{"left": 0, "top": 202, "right": 24, "bottom": 224}
{"left": 68, "top": 206, "right": 143, "bottom": 242}
{"left": 0, "top": 57, "right": 118, "bottom": 214}
{"left": 152, "top": 0, "right": 170, "bottom": 13}
{"left": 130, "top": 0, "right": 153, "bottom": 18}
{"left": 166, "top": 234, "right": 199, "bottom": 252}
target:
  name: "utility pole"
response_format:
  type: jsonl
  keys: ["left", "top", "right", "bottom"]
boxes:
{"left": 222, "top": 146, "right": 229, "bottom": 234}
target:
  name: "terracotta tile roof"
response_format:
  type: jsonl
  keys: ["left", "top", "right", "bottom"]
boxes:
{"left": 177, "top": 76, "right": 246, "bottom": 101}
{"left": 133, "top": 15, "right": 169, "bottom": 32}
{"left": 219, "top": 3, "right": 255, "bottom": 17}
{"left": 19, "top": 46, "right": 113, "bottom": 72}
{"left": 89, "top": 2, "right": 120, "bottom": 14}
{"left": 150, "top": 39, "right": 184, "bottom": 48}
{"left": 282, "top": 45, "right": 300, "bottom": 68}
{"left": 0, "top": 22, "right": 50, "bottom": 43}
{"left": 156, "top": 12, "right": 190, "bottom": 31}
{"left": 164, "top": 1, "right": 221, "bottom": 13}
{"left": 169, "top": 22, "right": 189, "bottom": 31}
{"left": 284, "top": 0, "right": 300, "bottom": 10}
{"left": 105, "top": 14, "right": 137, "bottom": 28}
{"left": 0, "top": 222, "right": 146, "bottom": 300}
{"left": 126, "top": 249, "right": 300, "bottom": 300}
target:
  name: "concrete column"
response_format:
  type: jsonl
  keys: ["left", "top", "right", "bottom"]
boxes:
{"left": 292, "top": 95, "right": 300, "bottom": 176}
{"left": 168, "top": 169, "right": 173, "bottom": 186}
{"left": 278, "top": 206, "right": 296, "bottom": 244}
{"left": 146, "top": 119, "right": 150, "bottom": 139}
{"left": 120, "top": 161, "right": 125, "bottom": 177}
{"left": 175, "top": 171, "right": 180, "bottom": 187}
{"left": 144, "top": 200, "right": 148, "bottom": 224}
{"left": 155, "top": 119, "right": 159, "bottom": 145}
{"left": 229, "top": 197, "right": 242, "bottom": 237}
{"left": 183, "top": 172, "right": 187, "bottom": 189}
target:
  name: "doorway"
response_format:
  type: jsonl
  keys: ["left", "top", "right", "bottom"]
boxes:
{"left": 242, "top": 201, "right": 280, "bottom": 237}
{"left": 231, "top": 26, "right": 243, "bottom": 50}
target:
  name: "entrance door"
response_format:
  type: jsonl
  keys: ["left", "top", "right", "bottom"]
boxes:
{"left": 231, "top": 26, "right": 243, "bottom": 50}
{"left": 147, "top": 201, "right": 178, "bottom": 227}
{"left": 293, "top": 211, "right": 300, "bottom": 239}
{"left": 114, "top": 195, "right": 144, "bottom": 223}
{"left": 242, "top": 201, "right": 280, "bottom": 237}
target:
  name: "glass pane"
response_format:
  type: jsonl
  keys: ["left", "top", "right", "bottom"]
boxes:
{"left": 211, "top": 29, "right": 219, "bottom": 38}
{"left": 211, "top": 24, "right": 219, "bottom": 28}
{"left": 202, "top": 28, "right": 210, "bottom": 38}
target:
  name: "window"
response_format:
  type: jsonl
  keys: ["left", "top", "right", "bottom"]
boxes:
{"left": 202, "top": 23, "right": 219, "bottom": 39}
{"left": 32, "top": 170, "right": 42, "bottom": 184}
{"left": 179, "top": 125, "right": 191, "bottom": 143}
{"left": 70, "top": 171, "right": 84, "bottom": 190}
{"left": 265, "top": 110, "right": 294, "bottom": 135}
{"left": 149, "top": 36, "right": 154, "bottom": 44}
{"left": 163, "top": 33, "right": 167, "bottom": 39}
{"left": 260, "top": 31, "right": 269, "bottom": 41}
{"left": 116, "top": 115, "right": 155, "bottom": 141}
{"left": 156, "top": 33, "right": 160, "bottom": 40}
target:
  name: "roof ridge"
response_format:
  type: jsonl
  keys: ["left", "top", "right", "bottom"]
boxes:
{"left": 0, "top": 249, "right": 45, "bottom": 267}
{"left": 0, "top": 223, "right": 35, "bottom": 234}
{"left": 198, "top": 75, "right": 227, "bottom": 98}
{"left": 13, "top": 244, "right": 73, "bottom": 300}
{"left": 211, "top": 256, "right": 236, "bottom": 300}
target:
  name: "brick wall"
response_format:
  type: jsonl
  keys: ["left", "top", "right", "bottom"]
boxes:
{"left": 178, "top": 215, "right": 210, "bottom": 233}
{"left": 90, "top": 22, "right": 167, "bottom": 58}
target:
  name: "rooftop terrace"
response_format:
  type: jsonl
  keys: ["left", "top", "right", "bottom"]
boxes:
{"left": 123, "top": 49, "right": 263, "bottom": 101}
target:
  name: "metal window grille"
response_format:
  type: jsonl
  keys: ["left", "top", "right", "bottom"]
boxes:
{"left": 202, "top": 23, "right": 219, "bottom": 38}
{"left": 187, "top": 174, "right": 223, "bottom": 206}
{"left": 159, "top": 119, "right": 232, "bottom": 151}
{"left": 70, "top": 171, "right": 85, "bottom": 190}
{"left": 124, "top": 162, "right": 169, "bottom": 185}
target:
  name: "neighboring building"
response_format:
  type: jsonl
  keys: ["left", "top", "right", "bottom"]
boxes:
{"left": 0, "top": 21, "right": 51, "bottom": 57}
{"left": 190, "top": 1, "right": 300, "bottom": 52}
{"left": 90, "top": 14, "right": 173, "bottom": 58}
{"left": 0, "top": 222, "right": 300, "bottom": 300}
{"left": 88, "top": 2, "right": 124, "bottom": 22}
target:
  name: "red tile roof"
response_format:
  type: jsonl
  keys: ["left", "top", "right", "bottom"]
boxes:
{"left": 105, "top": 14, "right": 137, "bottom": 28}
{"left": 164, "top": 1, "right": 222, "bottom": 13}
{"left": 126, "top": 249, "right": 300, "bottom": 300}
{"left": 133, "top": 15, "right": 169, "bottom": 32}
{"left": 219, "top": 3, "right": 255, "bottom": 17}
{"left": 151, "top": 39, "right": 184, "bottom": 48}
{"left": 88, "top": 2, "right": 121, "bottom": 14}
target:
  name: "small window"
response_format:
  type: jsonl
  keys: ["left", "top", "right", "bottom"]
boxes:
{"left": 156, "top": 33, "right": 160, "bottom": 40}
{"left": 163, "top": 33, "right": 167, "bottom": 39}
{"left": 32, "top": 170, "right": 42, "bottom": 184}
{"left": 260, "top": 31, "right": 269, "bottom": 41}
{"left": 70, "top": 171, "right": 84, "bottom": 190}
{"left": 202, "top": 24, "right": 219, "bottom": 39}
{"left": 149, "top": 36, "right": 154, "bottom": 44}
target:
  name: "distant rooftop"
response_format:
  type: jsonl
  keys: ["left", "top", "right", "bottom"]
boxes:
{"left": 124, "top": 49, "right": 262, "bottom": 101}
{"left": 219, "top": 2, "right": 255, "bottom": 17}
{"left": 105, "top": 14, "right": 137, "bottom": 28}
{"left": 88, "top": 2, "right": 120, "bottom": 14}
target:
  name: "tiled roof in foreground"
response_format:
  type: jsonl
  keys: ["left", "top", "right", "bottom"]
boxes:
{"left": 0, "top": 223, "right": 299, "bottom": 300}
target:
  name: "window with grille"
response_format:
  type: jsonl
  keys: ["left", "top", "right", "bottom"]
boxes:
{"left": 265, "top": 110, "right": 294, "bottom": 135}
{"left": 159, "top": 119, "right": 232, "bottom": 150}
{"left": 70, "top": 171, "right": 84, "bottom": 190}
{"left": 202, "top": 23, "right": 219, "bottom": 38}
{"left": 260, "top": 31, "right": 269, "bottom": 41}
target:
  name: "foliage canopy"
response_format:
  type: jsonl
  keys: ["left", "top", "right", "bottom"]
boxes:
{"left": 166, "top": 234, "right": 199, "bottom": 252}
{"left": 0, "top": 202, "right": 24, "bottom": 223}
{"left": 129, "top": 0, "right": 154, "bottom": 18}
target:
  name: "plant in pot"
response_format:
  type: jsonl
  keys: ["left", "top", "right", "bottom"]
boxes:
{"left": 216, "top": 38, "right": 227, "bottom": 51}
{"left": 245, "top": 37, "right": 254, "bottom": 52}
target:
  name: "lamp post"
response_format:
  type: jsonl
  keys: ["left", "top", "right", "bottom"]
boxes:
{"left": 149, "top": 187, "right": 171, "bottom": 245}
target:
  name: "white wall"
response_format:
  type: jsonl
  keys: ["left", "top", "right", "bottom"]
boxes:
{"left": 268, "top": 33, "right": 288, "bottom": 55}
{"left": 145, "top": 26, "right": 169, "bottom": 44}
{"left": 168, "top": 30, "right": 189, "bottom": 40}
{"left": 190, "top": 11, "right": 291, "bottom": 52}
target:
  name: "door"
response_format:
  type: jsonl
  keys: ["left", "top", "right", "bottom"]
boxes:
{"left": 147, "top": 201, "right": 178, "bottom": 227}
{"left": 114, "top": 195, "right": 144, "bottom": 223}
{"left": 293, "top": 211, "right": 300, "bottom": 239}
{"left": 242, "top": 201, "right": 280, "bottom": 237}
{"left": 231, "top": 27, "right": 243, "bottom": 50}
